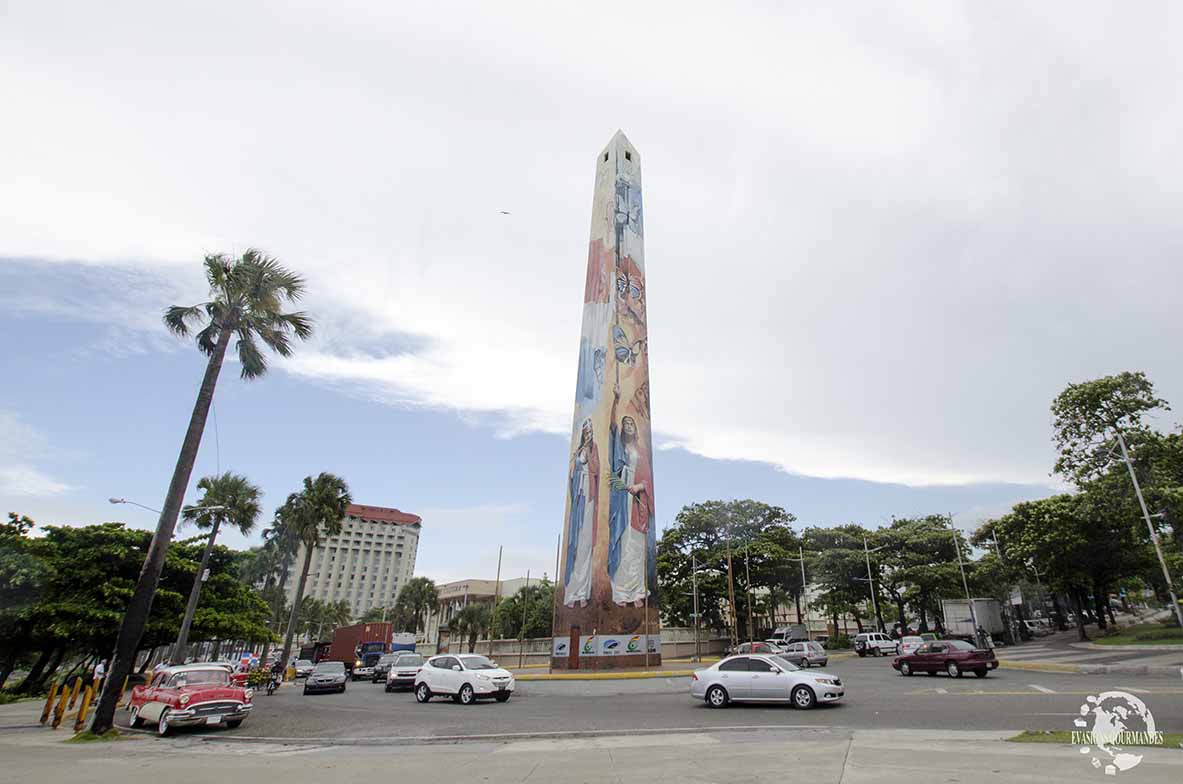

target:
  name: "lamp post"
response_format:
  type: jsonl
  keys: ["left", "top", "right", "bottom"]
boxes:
{"left": 947, "top": 515, "right": 982, "bottom": 646}
{"left": 859, "top": 538, "right": 888, "bottom": 633}
{"left": 786, "top": 546, "right": 811, "bottom": 640}
{"left": 1113, "top": 430, "right": 1183, "bottom": 629}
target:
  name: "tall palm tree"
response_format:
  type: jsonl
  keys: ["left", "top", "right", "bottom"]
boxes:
{"left": 171, "top": 472, "right": 262, "bottom": 663}
{"left": 92, "top": 250, "right": 312, "bottom": 735}
{"left": 394, "top": 577, "right": 439, "bottom": 636}
{"left": 451, "top": 603, "right": 491, "bottom": 653}
{"left": 279, "top": 473, "right": 351, "bottom": 670}
{"left": 254, "top": 512, "right": 300, "bottom": 665}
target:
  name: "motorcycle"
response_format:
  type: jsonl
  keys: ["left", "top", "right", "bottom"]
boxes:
{"left": 266, "top": 672, "right": 281, "bottom": 696}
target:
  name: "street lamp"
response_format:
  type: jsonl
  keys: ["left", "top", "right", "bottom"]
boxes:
{"left": 857, "top": 537, "right": 888, "bottom": 633}
{"left": 786, "top": 546, "right": 813, "bottom": 640}
{"left": 109, "top": 498, "right": 225, "bottom": 516}
{"left": 946, "top": 514, "right": 983, "bottom": 646}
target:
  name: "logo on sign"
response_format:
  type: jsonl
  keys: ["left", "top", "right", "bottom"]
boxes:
{"left": 627, "top": 636, "right": 641, "bottom": 652}
{"left": 582, "top": 640, "right": 595, "bottom": 654}
{"left": 555, "top": 642, "right": 568, "bottom": 654}
{"left": 604, "top": 640, "right": 619, "bottom": 650}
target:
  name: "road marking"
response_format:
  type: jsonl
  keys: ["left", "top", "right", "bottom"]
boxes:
{"left": 1029, "top": 685, "right": 1056, "bottom": 694}
{"left": 935, "top": 688, "right": 948, "bottom": 694}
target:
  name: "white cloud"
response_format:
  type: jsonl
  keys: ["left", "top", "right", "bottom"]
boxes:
{"left": 2, "top": 2, "right": 1182, "bottom": 489}
{"left": 0, "top": 412, "right": 71, "bottom": 497}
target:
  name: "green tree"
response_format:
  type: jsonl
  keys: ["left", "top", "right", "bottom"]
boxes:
{"left": 657, "top": 500, "right": 800, "bottom": 642}
{"left": 0, "top": 514, "right": 46, "bottom": 688}
{"left": 451, "top": 603, "right": 492, "bottom": 652}
{"left": 279, "top": 473, "right": 352, "bottom": 669}
{"left": 92, "top": 250, "right": 313, "bottom": 734}
{"left": 878, "top": 516, "right": 965, "bottom": 633}
{"left": 250, "top": 511, "right": 301, "bottom": 664}
{"left": 394, "top": 577, "right": 439, "bottom": 635}
{"left": 490, "top": 580, "right": 553, "bottom": 640}
{"left": 172, "top": 472, "right": 263, "bottom": 663}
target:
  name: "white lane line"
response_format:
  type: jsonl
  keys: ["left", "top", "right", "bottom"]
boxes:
{"left": 1029, "top": 684, "right": 1056, "bottom": 694}
{"left": 935, "top": 688, "right": 948, "bottom": 694}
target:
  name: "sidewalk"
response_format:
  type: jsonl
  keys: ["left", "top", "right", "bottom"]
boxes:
{"left": 995, "top": 623, "right": 1183, "bottom": 677}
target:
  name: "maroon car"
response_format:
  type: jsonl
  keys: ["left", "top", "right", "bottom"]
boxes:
{"left": 891, "top": 639, "right": 997, "bottom": 678}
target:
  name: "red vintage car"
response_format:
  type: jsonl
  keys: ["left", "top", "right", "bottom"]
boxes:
{"left": 128, "top": 664, "right": 253, "bottom": 735}
{"left": 891, "top": 639, "right": 998, "bottom": 678}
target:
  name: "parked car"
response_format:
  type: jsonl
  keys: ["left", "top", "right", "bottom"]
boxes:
{"left": 891, "top": 639, "right": 998, "bottom": 678}
{"left": 293, "top": 659, "right": 315, "bottom": 679}
{"left": 128, "top": 664, "right": 253, "bottom": 736}
{"left": 371, "top": 653, "right": 399, "bottom": 683}
{"left": 690, "top": 654, "right": 844, "bottom": 709}
{"left": 777, "top": 641, "right": 828, "bottom": 668}
{"left": 919, "top": 632, "right": 939, "bottom": 642}
{"left": 898, "top": 635, "right": 925, "bottom": 656}
{"left": 731, "top": 642, "right": 778, "bottom": 655}
{"left": 853, "top": 632, "right": 899, "bottom": 657}
{"left": 303, "top": 660, "right": 348, "bottom": 694}
{"left": 1022, "top": 620, "right": 1048, "bottom": 638}
{"left": 414, "top": 654, "right": 514, "bottom": 705}
{"left": 385, "top": 653, "right": 425, "bottom": 692}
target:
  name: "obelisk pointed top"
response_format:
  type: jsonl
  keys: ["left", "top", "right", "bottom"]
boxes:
{"left": 598, "top": 130, "right": 639, "bottom": 164}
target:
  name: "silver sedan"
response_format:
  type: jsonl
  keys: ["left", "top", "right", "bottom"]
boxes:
{"left": 690, "top": 654, "right": 844, "bottom": 709}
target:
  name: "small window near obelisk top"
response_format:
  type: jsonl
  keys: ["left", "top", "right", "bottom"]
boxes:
{"left": 603, "top": 152, "right": 608, "bottom": 161}
{"left": 625, "top": 151, "right": 631, "bottom": 161}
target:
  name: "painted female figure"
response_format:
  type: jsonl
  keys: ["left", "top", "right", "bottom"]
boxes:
{"left": 607, "top": 386, "right": 653, "bottom": 607}
{"left": 564, "top": 418, "right": 599, "bottom": 608}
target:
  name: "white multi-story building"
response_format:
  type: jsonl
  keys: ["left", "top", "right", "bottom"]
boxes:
{"left": 286, "top": 503, "right": 422, "bottom": 620}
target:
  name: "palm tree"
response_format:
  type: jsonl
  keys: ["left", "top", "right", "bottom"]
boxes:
{"left": 91, "top": 250, "right": 312, "bottom": 735}
{"left": 171, "top": 472, "right": 262, "bottom": 663}
{"left": 279, "top": 473, "right": 352, "bottom": 670}
{"left": 254, "top": 512, "right": 300, "bottom": 665}
{"left": 394, "top": 577, "right": 439, "bottom": 637}
{"left": 451, "top": 603, "right": 491, "bottom": 653}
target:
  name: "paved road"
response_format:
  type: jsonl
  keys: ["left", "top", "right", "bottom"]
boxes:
{"left": 115, "top": 655, "right": 1183, "bottom": 742}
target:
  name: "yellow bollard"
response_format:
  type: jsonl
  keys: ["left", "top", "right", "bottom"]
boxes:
{"left": 73, "top": 686, "right": 94, "bottom": 733}
{"left": 51, "top": 684, "right": 70, "bottom": 730}
{"left": 39, "top": 681, "right": 60, "bottom": 725}
{"left": 67, "top": 677, "right": 83, "bottom": 710}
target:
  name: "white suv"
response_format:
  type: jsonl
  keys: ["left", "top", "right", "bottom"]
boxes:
{"left": 853, "top": 632, "right": 899, "bottom": 657}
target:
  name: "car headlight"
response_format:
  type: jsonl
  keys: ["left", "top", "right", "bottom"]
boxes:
{"left": 355, "top": 660, "right": 362, "bottom": 667}
{"left": 244, "top": 689, "right": 253, "bottom": 701}
{"left": 474, "top": 673, "right": 490, "bottom": 681}
{"left": 814, "top": 677, "right": 839, "bottom": 685}
{"left": 179, "top": 694, "right": 190, "bottom": 705}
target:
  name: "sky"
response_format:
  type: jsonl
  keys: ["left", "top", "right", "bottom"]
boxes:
{"left": 2, "top": 2, "right": 1181, "bottom": 584}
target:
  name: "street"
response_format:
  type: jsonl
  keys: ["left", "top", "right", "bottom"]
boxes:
{"left": 115, "top": 656, "right": 1183, "bottom": 742}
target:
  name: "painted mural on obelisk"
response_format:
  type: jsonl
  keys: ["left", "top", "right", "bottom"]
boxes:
{"left": 553, "top": 131, "right": 660, "bottom": 669}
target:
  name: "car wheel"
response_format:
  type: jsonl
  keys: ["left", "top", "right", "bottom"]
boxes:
{"left": 385, "top": 684, "right": 393, "bottom": 693}
{"left": 856, "top": 650, "right": 866, "bottom": 658}
{"left": 705, "top": 685, "right": 729, "bottom": 708}
{"left": 338, "top": 684, "right": 346, "bottom": 693}
{"left": 415, "top": 683, "right": 432, "bottom": 703}
{"left": 458, "top": 684, "right": 475, "bottom": 705}
{"left": 157, "top": 708, "right": 173, "bottom": 737}
{"left": 129, "top": 706, "right": 143, "bottom": 728}
{"left": 899, "top": 662, "right": 912, "bottom": 676}
{"left": 495, "top": 694, "right": 510, "bottom": 703}
{"left": 946, "top": 661, "right": 962, "bottom": 678}
{"left": 871, "top": 646, "right": 881, "bottom": 657}
{"left": 225, "top": 719, "right": 243, "bottom": 729}
{"left": 973, "top": 669, "right": 988, "bottom": 679}
{"left": 791, "top": 685, "right": 817, "bottom": 710}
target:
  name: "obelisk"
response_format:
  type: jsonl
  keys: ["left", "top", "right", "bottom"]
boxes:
{"left": 553, "top": 131, "right": 660, "bottom": 669}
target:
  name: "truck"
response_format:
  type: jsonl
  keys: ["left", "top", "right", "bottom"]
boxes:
{"left": 940, "top": 598, "right": 1004, "bottom": 646}
{"left": 326, "top": 622, "right": 394, "bottom": 679}
{"left": 390, "top": 632, "right": 417, "bottom": 653}
{"left": 769, "top": 625, "right": 809, "bottom": 644}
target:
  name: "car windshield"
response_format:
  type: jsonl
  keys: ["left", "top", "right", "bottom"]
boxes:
{"left": 769, "top": 655, "right": 801, "bottom": 672}
{"left": 395, "top": 654, "right": 424, "bottom": 666}
{"left": 314, "top": 661, "right": 345, "bottom": 673}
{"left": 378, "top": 654, "right": 397, "bottom": 664}
{"left": 295, "top": 660, "right": 312, "bottom": 667}
{"left": 946, "top": 640, "right": 976, "bottom": 651}
{"left": 459, "top": 655, "right": 496, "bottom": 670}
{"left": 902, "top": 636, "right": 923, "bottom": 644}
{"left": 168, "top": 669, "right": 229, "bottom": 687}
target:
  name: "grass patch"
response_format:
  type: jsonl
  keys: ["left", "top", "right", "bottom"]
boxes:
{"left": 1094, "top": 623, "right": 1183, "bottom": 646}
{"left": 1008, "top": 730, "right": 1183, "bottom": 748}
{"left": 0, "top": 690, "right": 37, "bottom": 705}
{"left": 66, "top": 729, "right": 137, "bottom": 743}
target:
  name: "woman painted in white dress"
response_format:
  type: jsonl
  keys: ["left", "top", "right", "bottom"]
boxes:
{"left": 607, "top": 387, "right": 653, "bottom": 607}
{"left": 563, "top": 418, "right": 599, "bottom": 608}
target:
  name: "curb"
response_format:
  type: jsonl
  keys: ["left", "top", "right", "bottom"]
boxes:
{"left": 998, "top": 659, "right": 1183, "bottom": 677}
{"left": 1069, "top": 642, "right": 1183, "bottom": 653}
{"left": 516, "top": 670, "right": 695, "bottom": 681}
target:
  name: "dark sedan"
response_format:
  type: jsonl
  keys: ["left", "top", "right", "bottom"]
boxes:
{"left": 891, "top": 639, "right": 998, "bottom": 678}
{"left": 303, "top": 661, "right": 348, "bottom": 694}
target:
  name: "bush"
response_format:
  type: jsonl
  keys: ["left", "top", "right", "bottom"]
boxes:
{"left": 246, "top": 668, "right": 270, "bottom": 688}
{"left": 827, "top": 634, "right": 851, "bottom": 650}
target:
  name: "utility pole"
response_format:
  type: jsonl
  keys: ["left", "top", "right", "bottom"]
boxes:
{"left": 949, "top": 515, "right": 981, "bottom": 646}
{"left": 691, "top": 552, "right": 701, "bottom": 662}
{"left": 492, "top": 545, "right": 503, "bottom": 639}
{"left": 725, "top": 520, "right": 738, "bottom": 649}
{"left": 787, "top": 546, "right": 811, "bottom": 640}
{"left": 1115, "top": 429, "right": 1183, "bottom": 628}
{"left": 518, "top": 570, "right": 530, "bottom": 670}
{"left": 862, "top": 536, "right": 884, "bottom": 633}
{"left": 744, "top": 545, "right": 755, "bottom": 646}
{"left": 550, "top": 534, "right": 560, "bottom": 674}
